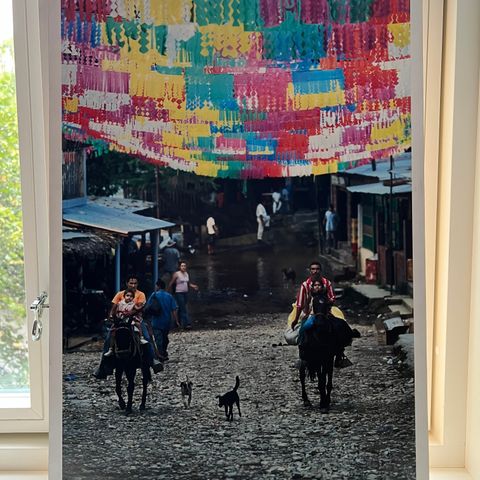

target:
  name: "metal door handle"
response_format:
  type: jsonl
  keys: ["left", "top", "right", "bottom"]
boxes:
{"left": 30, "top": 292, "right": 49, "bottom": 341}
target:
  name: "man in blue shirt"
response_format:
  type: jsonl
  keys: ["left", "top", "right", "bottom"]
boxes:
{"left": 145, "top": 279, "right": 179, "bottom": 361}
{"left": 324, "top": 204, "right": 339, "bottom": 253}
{"left": 160, "top": 239, "right": 180, "bottom": 281}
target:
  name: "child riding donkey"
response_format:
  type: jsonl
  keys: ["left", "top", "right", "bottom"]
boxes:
{"left": 104, "top": 288, "right": 149, "bottom": 357}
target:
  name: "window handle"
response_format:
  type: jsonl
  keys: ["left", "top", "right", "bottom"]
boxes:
{"left": 30, "top": 292, "right": 49, "bottom": 341}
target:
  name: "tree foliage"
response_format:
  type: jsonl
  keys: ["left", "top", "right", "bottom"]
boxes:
{"left": 85, "top": 149, "right": 157, "bottom": 197}
{"left": 0, "top": 40, "right": 28, "bottom": 390}
{"left": 84, "top": 148, "right": 217, "bottom": 200}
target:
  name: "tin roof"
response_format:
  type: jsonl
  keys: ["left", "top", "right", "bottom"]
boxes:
{"left": 63, "top": 202, "right": 175, "bottom": 235}
{"left": 89, "top": 196, "right": 155, "bottom": 213}
{"left": 63, "top": 228, "right": 97, "bottom": 241}
{"left": 344, "top": 152, "right": 411, "bottom": 180}
{"left": 346, "top": 183, "right": 412, "bottom": 195}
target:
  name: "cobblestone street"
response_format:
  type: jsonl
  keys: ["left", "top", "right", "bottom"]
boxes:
{"left": 63, "top": 313, "right": 416, "bottom": 480}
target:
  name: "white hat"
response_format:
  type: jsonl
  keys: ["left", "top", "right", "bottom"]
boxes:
{"left": 160, "top": 236, "right": 174, "bottom": 249}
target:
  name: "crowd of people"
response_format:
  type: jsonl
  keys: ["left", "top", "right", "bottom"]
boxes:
{"left": 91, "top": 181, "right": 343, "bottom": 379}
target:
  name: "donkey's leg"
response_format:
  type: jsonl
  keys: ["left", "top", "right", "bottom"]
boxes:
{"left": 115, "top": 368, "right": 126, "bottom": 410}
{"left": 140, "top": 367, "right": 148, "bottom": 411}
{"left": 125, "top": 367, "right": 135, "bottom": 415}
{"left": 325, "top": 356, "right": 335, "bottom": 409}
{"left": 319, "top": 364, "right": 328, "bottom": 412}
{"left": 299, "top": 361, "right": 311, "bottom": 407}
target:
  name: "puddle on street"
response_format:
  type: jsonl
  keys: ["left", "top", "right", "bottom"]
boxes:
{"left": 182, "top": 243, "right": 320, "bottom": 324}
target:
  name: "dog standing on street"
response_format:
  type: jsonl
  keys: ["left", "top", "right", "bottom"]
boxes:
{"left": 282, "top": 267, "right": 296, "bottom": 285}
{"left": 180, "top": 376, "right": 193, "bottom": 408}
{"left": 217, "top": 376, "right": 241, "bottom": 421}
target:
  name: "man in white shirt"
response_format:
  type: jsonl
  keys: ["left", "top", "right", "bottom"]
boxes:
{"left": 272, "top": 191, "right": 282, "bottom": 214}
{"left": 206, "top": 216, "right": 218, "bottom": 255}
{"left": 256, "top": 200, "right": 270, "bottom": 242}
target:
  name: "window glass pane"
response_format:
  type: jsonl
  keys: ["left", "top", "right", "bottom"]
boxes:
{"left": 0, "top": 0, "right": 30, "bottom": 407}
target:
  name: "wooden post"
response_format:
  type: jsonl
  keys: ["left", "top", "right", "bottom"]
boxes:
{"left": 152, "top": 229, "right": 159, "bottom": 284}
{"left": 115, "top": 240, "right": 121, "bottom": 292}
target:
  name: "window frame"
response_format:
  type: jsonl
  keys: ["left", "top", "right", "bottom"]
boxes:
{"left": 0, "top": 0, "right": 60, "bottom": 474}
{"left": 0, "top": 0, "right": 49, "bottom": 433}
{"left": 424, "top": 0, "right": 480, "bottom": 478}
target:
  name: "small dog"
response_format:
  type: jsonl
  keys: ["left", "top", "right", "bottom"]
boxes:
{"left": 217, "top": 376, "right": 241, "bottom": 421}
{"left": 282, "top": 267, "right": 296, "bottom": 284}
{"left": 180, "top": 376, "right": 193, "bottom": 408}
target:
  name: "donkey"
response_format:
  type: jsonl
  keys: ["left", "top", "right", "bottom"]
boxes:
{"left": 111, "top": 319, "right": 152, "bottom": 414}
{"left": 298, "top": 294, "right": 359, "bottom": 413}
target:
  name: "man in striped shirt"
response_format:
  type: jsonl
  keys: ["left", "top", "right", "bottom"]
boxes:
{"left": 291, "top": 261, "right": 335, "bottom": 330}
{"left": 292, "top": 261, "right": 354, "bottom": 368}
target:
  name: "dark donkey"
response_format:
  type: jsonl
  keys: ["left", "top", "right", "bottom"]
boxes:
{"left": 111, "top": 318, "right": 152, "bottom": 414}
{"left": 299, "top": 294, "right": 360, "bottom": 413}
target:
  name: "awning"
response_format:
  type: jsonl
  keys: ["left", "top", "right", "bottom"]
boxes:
{"left": 63, "top": 203, "right": 175, "bottom": 235}
{"left": 88, "top": 196, "right": 155, "bottom": 213}
{"left": 344, "top": 152, "right": 411, "bottom": 180}
{"left": 63, "top": 228, "right": 117, "bottom": 257}
{"left": 63, "top": 230, "right": 95, "bottom": 241}
{"left": 346, "top": 183, "right": 412, "bottom": 195}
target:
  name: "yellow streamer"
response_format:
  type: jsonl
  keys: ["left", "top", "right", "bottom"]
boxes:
{"left": 162, "top": 132, "right": 185, "bottom": 148}
{"left": 370, "top": 118, "right": 405, "bottom": 142}
{"left": 286, "top": 82, "right": 346, "bottom": 110}
{"left": 150, "top": 0, "right": 193, "bottom": 24}
{"left": 199, "top": 25, "right": 256, "bottom": 58}
{"left": 64, "top": 97, "right": 79, "bottom": 113}
{"left": 194, "top": 159, "right": 225, "bottom": 177}
{"left": 312, "top": 161, "right": 338, "bottom": 175}
{"left": 388, "top": 23, "right": 410, "bottom": 48}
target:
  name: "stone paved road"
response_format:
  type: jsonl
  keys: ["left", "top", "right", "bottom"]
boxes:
{"left": 63, "top": 314, "right": 416, "bottom": 480}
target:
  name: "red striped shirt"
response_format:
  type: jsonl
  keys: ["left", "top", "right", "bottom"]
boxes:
{"left": 296, "top": 276, "right": 335, "bottom": 314}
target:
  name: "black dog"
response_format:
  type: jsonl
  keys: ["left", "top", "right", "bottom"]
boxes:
{"left": 180, "top": 376, "right": 193, "bottom": 408}
{"left": 217, "top": 376, "right": 241, "bottom": 421}
{"left": 282, "top": 268, "right": 296, "bottom": 283}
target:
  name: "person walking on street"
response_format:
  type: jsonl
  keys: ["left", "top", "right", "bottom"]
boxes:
{"left": 281, "top": 185, "right": 291, "bottom": 213}
{"left": 272, "top": 190, "right": 282, "bottom": 215}
{"left": 145, "top": 279, "right": 179, "bottom": 361}
{"left": 256, "top": 199, "right": 270, "bottom": 242}
{"left": 168, "top": 260, "right": 199, "bottom": 329}
{"left": 324, "top": 204, "right": 338, "bottom": 253}
{"left": 161, "top": 238, "right": 180, "bottom": 281}
{"left": 206, "top": 216, "right": 219, "bottom": 255}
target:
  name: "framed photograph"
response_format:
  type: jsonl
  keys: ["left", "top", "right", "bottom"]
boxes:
{"left": 56, "top": 1, "right": 430, "bottom": 479}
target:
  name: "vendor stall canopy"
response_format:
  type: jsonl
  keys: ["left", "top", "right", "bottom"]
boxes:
{"left": 62, "top": 0, "right": 411, "bottom": 179}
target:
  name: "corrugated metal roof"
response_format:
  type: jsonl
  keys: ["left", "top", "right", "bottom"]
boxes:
{"left": 63, "top": 203, "right": 175, "bottom": 235}
{"left": 346, "top": 182, "right": 412, "bottom": 195}
{"left": 63, "top": 230, "right": 96, "bottom": 241}
{"left": 345, "top": 152, "right": 411, "bottom": 180}
{"left": 89, "top": 196, "right": 155, "bottom": 213}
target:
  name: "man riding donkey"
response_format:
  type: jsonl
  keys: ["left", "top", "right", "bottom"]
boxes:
{"left": 291, "top": 261, "right": 354, "bottom": 368}
{"left": 93, "top": 275, "right": 162, "bottom": 379}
